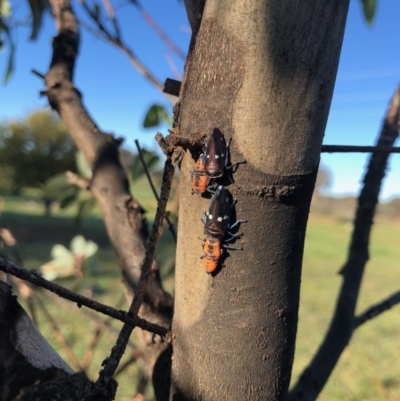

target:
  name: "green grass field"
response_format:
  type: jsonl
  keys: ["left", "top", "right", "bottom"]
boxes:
{"left": 1, "top": 196, "right": 399, "bottom": 400}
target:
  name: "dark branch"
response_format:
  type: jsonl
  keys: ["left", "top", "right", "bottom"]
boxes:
{"left": 321, "top": 145, "right": 400, "bottom": 153}
{"left": 44, "top": 291, "right": 139, "bottom": 350}
{"left": 183, "top": 0, "right": 206, "bottom": 37}
{"left": 79, "top": 0, "right": 171, "bottom": 98}
{"left": 134, "top": 140, "right": 177, "bottom": 243}
{"left": 31, "top": 68, "right": 46, "bottom": 79}
{"left": 46, "top": 0, "right": 172, "bottom": 325}
{"left": 288, "top": 85, "right": 400, "bottom": 401}
{"left": 164, "top": 78, "right": 182, "bottom": 97}
{"left": 0, "top": 256, "right": 169, "bottom": 337}
{"left": 97, "top": 156, "right": 175, "bottom": 387}
{"left": 354, "top": 291, "right": 400, "bottom": 328}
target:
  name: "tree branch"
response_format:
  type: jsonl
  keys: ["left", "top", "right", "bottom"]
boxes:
{"left": 321, "top": 145, "right": 400, "bottom": 153}
{"left": 0, "top": 281, "right": 77, "bottom": 400}
{"left": 44, "top": 0, "right": 172, "bottom": 320}
{"left": 35, "top": 293, "right": 84, "bottom": 371}
{"left": 0, "top": 256, "right": 169, "bottom": 337}
{"left": 134, "top": 140, "right": 177, "bottom": 243}
{"left": 183, "top": 0, "right": 206, "bottom": 37}
{"left": 164, "top": 78, "right": 182, "bottom": 97}
{"left": 288, "top": 85, "right": 400, "bottom": 401}
{"left": 44, "top": 290, "right": 139, "bottom": 351}
{"left": 354, "top": 291, "right": 400, "bottom": 328}
{"left": 97, "top": 155, "right": 175, "bottom": 387}
{"left": 78, "top": 0, "right": 174, "bottom": 101}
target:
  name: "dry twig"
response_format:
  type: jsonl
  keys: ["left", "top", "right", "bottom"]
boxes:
{"left": 96, "top": 156, "right": 175, "bottom": 387}
{"left": 0, "top": 256, "right": 169, "bottom": 337}
{"left": 134, "top": 140, "right": 177, "bottom": 243}
{"left": 35, "top": 293, "right": 84, "bottom": 370}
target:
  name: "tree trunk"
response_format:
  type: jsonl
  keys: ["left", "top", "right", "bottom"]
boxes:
{"left": 0, "top": 281, "right": 73, "bottom": 401}
{"left": 171, "top": 1, "right": 350, "bottom": 400}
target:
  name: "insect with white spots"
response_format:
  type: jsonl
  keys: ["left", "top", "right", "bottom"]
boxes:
{"left": 203, "top": 128, "right": 245, "bottom": 179}
{"left": 201, "top": 186, "right": 246, "bottom": 273}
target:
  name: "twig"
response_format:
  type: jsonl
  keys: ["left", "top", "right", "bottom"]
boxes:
{"left": 321, "top": 145, "right": 400, "bottom": 153}
{"left": 114, "top": 349, "right": 143, "bottom": 377}
{"left": 65, "top": 170, "right": 91, "bottom": 189}
{"left": 164, "top": 78, "right": 182, "bottom": 97}
{"left": 288, "top": 85, "right": 400, "bottom": 401}
{"left": 96, "top": 155, "right": 175, "bottom": 387}
{"left": 31, "top": 68, "right": 46, "bottom": 79}
{"left": 354, "top": 291, "right": 400, "bottom": 328}
{"left": 82, "top": 326, "right": 103, "bottom": 370}
{"left": 35, "top": 293, "right": 84, "bottom": 371}
{"left": 0, "top": 256, "right": 169, "bottom": 337}
{"left": 79, "top": 0, "right": 172, "bottom": 100}
{"left": 134, "top": 140, "right": 177, "bottom": 243}
{"left": 102, "top": 0, "right": 121, "bottom": 40}
{"left": 44, "top": 290, "right": 139, "bottom": 351}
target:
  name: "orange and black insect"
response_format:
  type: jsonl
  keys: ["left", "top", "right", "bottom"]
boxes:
{"left": 201, "top": 237, "right": 223, "bottom": 274}
{"left": 201, "top": 186, "right": 245, "bottom": 273}
{"left": 204, "top": 128, "right": 246, "bottom": 179}
{"left": 191, "top": 153, "right": 210, "bottom": 194}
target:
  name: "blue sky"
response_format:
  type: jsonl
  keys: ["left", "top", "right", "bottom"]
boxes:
{"left": 1, "top": 0, "right": 399, "bottom": 200}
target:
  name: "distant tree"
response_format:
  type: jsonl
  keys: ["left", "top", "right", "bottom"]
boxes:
{"left": 0, "top": 110, "right": 76, "bottom": 194}
{"left": 389, "top": 197, "right": 400, "bottom": 219}
{"left": 315, "top": 164, "right": 332, "bottom": 196}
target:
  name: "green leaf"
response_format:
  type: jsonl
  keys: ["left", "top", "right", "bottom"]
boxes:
{"left": 59, "top": 192, "right": 78, "bottom": 209}
{"left": 130, "top": 148, "right": 160, "bottom": 180}
{"left": 0, "top": 18, "right": 15, "bottom": 83}
{"left": 27, "top": 0, "right": 49, "bottom": 40}
{"left": 361, "top": 0, "right": 376, "bottom": 25}
{"left": 75, "top": 197, "right": 96, "bottom": 226}
{"left": 143, "top": 104, "right": 171, "bottom": 128}
{"left": 42, "top": 173, "right": 78, "bottom": 199}
{"left": 75, "top": 151, "right": 92, "bottom": 179}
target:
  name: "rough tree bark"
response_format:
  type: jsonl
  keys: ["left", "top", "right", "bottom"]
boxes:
{"left": 42, "top": 0, "right": 172, "bottom": 396}
{"left": 0, "top": 281, "right": 74, "bottom": 401}
{"left": 171, "top": 1, "right": 350, "bottom": 400}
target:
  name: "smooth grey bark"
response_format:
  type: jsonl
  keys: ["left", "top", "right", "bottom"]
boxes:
{"left": 171, "top": 1, "right": 350, "bottom": 400}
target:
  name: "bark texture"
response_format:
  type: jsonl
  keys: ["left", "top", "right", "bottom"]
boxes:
{"left": 0, "top": 281, "right": 74, "bottom": 401}
{"left": 171, "top": 1, "right": 350, "bottom": 400}
{"left": 44, "top": 1, "right": 172, "bottom": 395}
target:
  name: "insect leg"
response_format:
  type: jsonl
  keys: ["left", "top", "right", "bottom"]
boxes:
{"left": 228, "top": 219, "right": 247, "bottom": 230}
{"left": 225, "top": 232, "right": 243, "bottom": 243}
{"left": 223, "top": 244, "right": 243, "bottom": 251}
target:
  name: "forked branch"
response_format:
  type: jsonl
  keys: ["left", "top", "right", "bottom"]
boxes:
{"left": 97, "top": 155, "right": 175, "bottom": 388}
{"left": 288, "top": 85, "right": 400, "bottom": 401}
{"left": 354, "top": 291, "right": 400, "bottom": 328}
